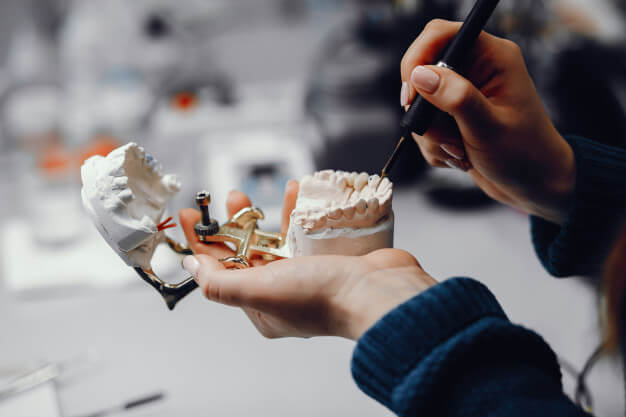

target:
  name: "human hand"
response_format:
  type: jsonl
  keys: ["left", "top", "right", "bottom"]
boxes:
{"left": 401, "top": 19, "right": 576, "bottom": 224}
{"left": 179, "top": 187, "right": 436, "bottom": 340}
{"left": 187, "top": 247, "right": 435, "bottom": 340}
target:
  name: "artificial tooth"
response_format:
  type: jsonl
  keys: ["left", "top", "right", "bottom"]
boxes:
{"left": 162, "top": 174, "right": 181, "bottom": 192}
{"left": 356, "top": 199, "right": 367, "bottom": 214}
{"left": 112, "top": 176, "right": 128, "bottom": 190}
{"left": 367, "top": 198, "right": 379, "bottom": 213}
{"left": 346, "top": 172, "right": 356, "bottom": 186}
{"left": 329, "top": 206, "right": 343, "bottom": 220}
{"left": 103, "top": 198, "right": 121, "bottom": 211}
{"left": 300, "top": 175, "right": 313, "bottom": 188}
{"left": 343, "top": 205, "right": 356, "bottom": 219}
{"left": 378, "top": 177, "right": 391, "bottom": 192}
{"left": 368, "top": 175, "right": 381, "bottom": 189}
{"left": 318, "top": 170, "right": 333, "bottom": 180}
{"left": 335, "top": 175, "right": 348, "bottom": 188}
{"left": 315, "top": 216, "right": 327, "bottom": 228}
{"left": 354, "top": 173, "right": 369, "bottom": 191}
{"left": 118, "top": 189, "right": 134, "bottom": 203}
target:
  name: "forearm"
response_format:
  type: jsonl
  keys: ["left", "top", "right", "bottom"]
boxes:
{"left": 351, "top": 278, "right": 589, "bottom": 417}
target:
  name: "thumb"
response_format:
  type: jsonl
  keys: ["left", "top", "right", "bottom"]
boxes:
{"left": 409, "top": 65, "right": 495, "bottom": 134}
{"left": 190, "top": 254, "right": 270, "bottom": 307}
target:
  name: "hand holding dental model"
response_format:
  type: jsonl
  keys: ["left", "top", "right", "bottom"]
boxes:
{"left": 179, "top": 181, "right": 434, "bottom": 340}
{"left": 82, "top": 143, "right": 421, "bottom": 324}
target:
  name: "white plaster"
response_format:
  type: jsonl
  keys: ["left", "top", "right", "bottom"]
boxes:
{"left": 81, "top": 142, "right": 180, "bottom": 268}
{"left": 287, "top": 170, "right": 394, "bottom": 256}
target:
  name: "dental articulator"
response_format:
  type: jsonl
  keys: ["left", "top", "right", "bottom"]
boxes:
{"left": 81, "top": 144, "right": 394, "bottom": 310}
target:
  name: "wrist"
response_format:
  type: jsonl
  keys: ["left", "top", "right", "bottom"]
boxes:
{"left": 337, "top": 267, "right": 437, "bottom": 341}
{"left": 523, "top": 130, "right": 576, "bottom": 225}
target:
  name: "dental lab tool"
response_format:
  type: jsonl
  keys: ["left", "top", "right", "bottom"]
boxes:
{"left": 381, "top": 0, "right": 500, "bottom": 178}
{"left": 81, "top": 145, "right": 394, "bottom": 310}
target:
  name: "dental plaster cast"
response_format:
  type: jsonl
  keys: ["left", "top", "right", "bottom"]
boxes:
{"left": 81, "top": 143, "right": 180, "bottom": 269}
{"left": 286, "top": 170, "right": 394, "bottom": 257}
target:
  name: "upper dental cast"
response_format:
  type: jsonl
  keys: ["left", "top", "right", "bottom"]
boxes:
{"left": 81, "top": 143, "right": 180, "bottom": 268}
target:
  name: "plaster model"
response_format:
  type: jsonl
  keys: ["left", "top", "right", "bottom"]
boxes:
{"left": 286, "top": 170, "right": 394, "bottom": 257}
{"left": 81, "top": 142, "right": 181, "bottom": 268}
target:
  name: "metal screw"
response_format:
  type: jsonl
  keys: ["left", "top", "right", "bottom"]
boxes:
{"left": 196, "top": 191, "right": 212, "bottom": 226}
{"left": 194, "top": 191, "right": 219, "bottom": 238}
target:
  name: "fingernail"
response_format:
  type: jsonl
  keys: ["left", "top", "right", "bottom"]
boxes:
{"left": 400, "top": 82, "right": 409, "bottom": 107}
{"left": 445, "top": 159, "right": 469, "bottom": 172}
{"left": 411, "top": 66, "right": 440, "bottom": 94}
{"left": 183, "top": 255, "right": 200, "bottom": 278}
{"left": 440, "top": 144, "right": 465, "bottom": 160}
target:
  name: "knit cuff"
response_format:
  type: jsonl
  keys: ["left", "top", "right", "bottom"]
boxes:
{"left": 531, "top": 136, "right": 626, "bottom": 277}
{"left": 350, "top": 277, "right": 506, "bottom": 411}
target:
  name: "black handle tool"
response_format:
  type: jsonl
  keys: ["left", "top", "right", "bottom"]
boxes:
{"left": 381, "top": 0, "right": 500, "bottom": 178}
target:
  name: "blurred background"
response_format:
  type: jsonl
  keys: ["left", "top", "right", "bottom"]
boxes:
{"left": 0, "top": 0, "right": 625, "bottom": 416}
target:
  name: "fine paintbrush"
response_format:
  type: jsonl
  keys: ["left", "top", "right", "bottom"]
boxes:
{"left": 381, "top": 0, "right": 500, "bottom": 178}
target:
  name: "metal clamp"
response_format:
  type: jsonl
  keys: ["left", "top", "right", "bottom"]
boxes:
{"left": 134, "top": 191, "right": 290, "bottom": 310}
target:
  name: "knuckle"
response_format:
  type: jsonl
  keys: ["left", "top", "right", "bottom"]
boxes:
{"left": 205, "top": 281, "right": 220, "bottom": 302}
{"left": 448, "top": 82, "right": 474, "bottom": 113}
{"left": 425, "top": 18, "right": 446, "bottom": 33}
{"left": 261, "top": 331, "right": 279, "bottom": 340}
{"left": 423, "top": 153, "right": 439, "bottom": 167}
{"left": 424, "top": 139, "right": 442, "bottom": 155}
{"left": 396, "top": 249, "right": 421, "bottom": 267}
{"left": 502, "top": 39, "right": 522, "bottom": 58}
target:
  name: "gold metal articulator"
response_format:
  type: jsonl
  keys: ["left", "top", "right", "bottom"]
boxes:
{"left": 134, "top": 191, "right": 290, "bottom": 310}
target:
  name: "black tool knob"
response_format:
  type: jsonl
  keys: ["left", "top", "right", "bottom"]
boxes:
{"left": 194, "top": 191, "right": 219, "bottom": 237}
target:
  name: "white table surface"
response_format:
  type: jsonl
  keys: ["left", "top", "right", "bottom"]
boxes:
{"left": 1, "top": 185, "right": 623, "bottom": 417}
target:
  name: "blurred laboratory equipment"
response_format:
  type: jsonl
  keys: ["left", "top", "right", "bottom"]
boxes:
{"left": 479, "top": 0, "right": 626, "bottom": 149}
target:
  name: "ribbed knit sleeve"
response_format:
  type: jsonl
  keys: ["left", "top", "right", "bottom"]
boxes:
{"left": 351, "top": 278, "right": 589, "bottom": 417}
{"left": 531, "top": 136, "right": 626, "bottom": 277}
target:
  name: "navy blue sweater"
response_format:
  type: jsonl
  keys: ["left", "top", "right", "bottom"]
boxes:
{"left": 351, "top": 136, "right": 626, "bottom": 416}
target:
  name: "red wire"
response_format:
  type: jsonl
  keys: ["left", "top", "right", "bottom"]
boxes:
{"left": 156, "top": 216, "right": 177, "bottom": 232}
{"left": 158, "top": 223, "right": 177, "bottom": 231}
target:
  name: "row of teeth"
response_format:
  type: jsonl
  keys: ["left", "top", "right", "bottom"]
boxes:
{"left": 295, "top": 170, "right": 392, "bottom": 230}
{"left": 101, "top": 144, "right": 180, "bottom": 213}
{"left": 310, "top": 169, "right": 392, "bottom": 192}
{"left": 108, "top": 144, "right": 162, "bottom": 177}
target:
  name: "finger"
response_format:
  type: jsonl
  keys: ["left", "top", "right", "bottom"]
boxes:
{"left": 401, "top": 19, "right": 500, "bottom": 85}
{"left": 226, "top": 190, "right": 252, "bottom": 218}
{"left": 409, "top": 65, "right": 496, "bottom": 136}
{"left": 413, "top": 130, "right": 473, "bottom": 171}
{"left": 422, "top": 114, "right": 465, "bottom": 153}
{"left": 401, "top": 19, "right": 463, "bottom": 82}
{"left": 194, "top": 261, "right": 274, "bottom": 307}
{"left": 194, "top": 254, "right": 226, "bottom": 271}
{"left": 178, "top": 208, "right": 234, "bottom": 258}
{"left": 413, "top": 133, "right": 448, "bottom": 168}
{"left": 281, "top": 180, "right": 299, "bottom": 236}
{"left": 400, "top": 81, "right": 416, "bottom": 108}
